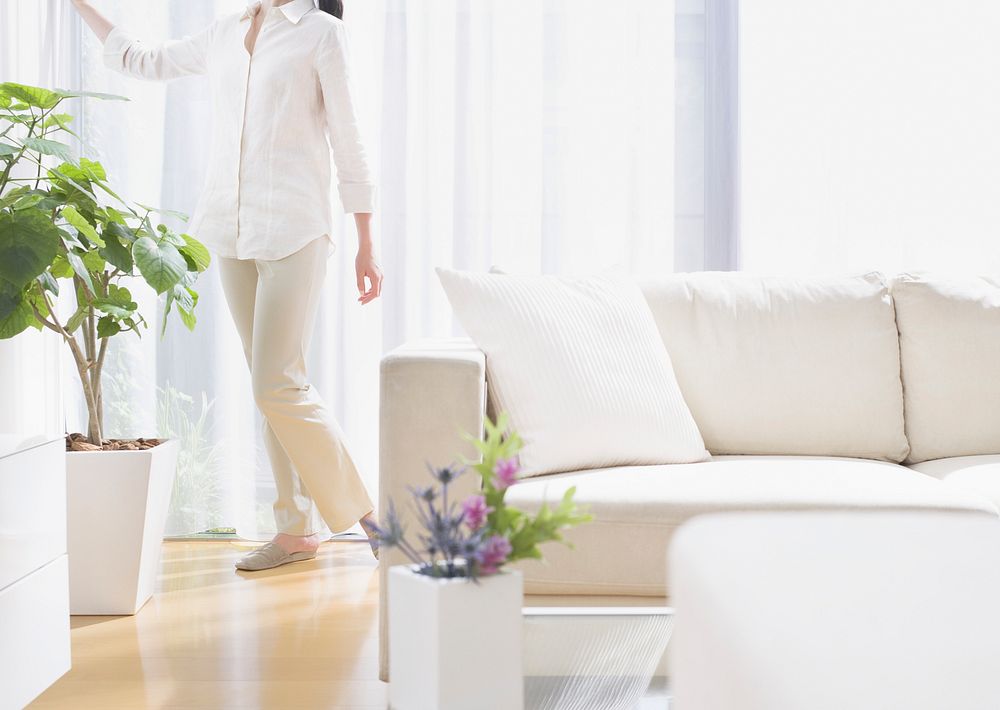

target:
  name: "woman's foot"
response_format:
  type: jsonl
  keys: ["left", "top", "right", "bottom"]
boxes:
{"left": 234, "top": 532, "right": 326, "bottom": 572}
{"left": 359, "top": 512, "right": 380, "bottom": 560}
{"left": 272, "top": 531, "right": 326, "bottom": 555}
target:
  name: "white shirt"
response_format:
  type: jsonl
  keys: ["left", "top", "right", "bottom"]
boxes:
{"left": 102, "top": 0, "right": 377, "bottom": 261}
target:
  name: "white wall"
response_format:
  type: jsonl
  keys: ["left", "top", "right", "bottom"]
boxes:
{"left": 0, "top": 334, "right": 63, "bottom": 439}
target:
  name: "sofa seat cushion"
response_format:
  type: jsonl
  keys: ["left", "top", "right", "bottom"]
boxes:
{"left": 910, "top": 455, "right": 1000, "bottom": 511}
{"left": 506, "top": 456, "right": 998, "bottom": 596}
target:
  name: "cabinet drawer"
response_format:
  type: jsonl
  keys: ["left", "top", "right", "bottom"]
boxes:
{"left": 0, "top": 555, "right": 71, "bottom": 710}
{"left": 0, "top": 438, "right": 66, "bottom": 590}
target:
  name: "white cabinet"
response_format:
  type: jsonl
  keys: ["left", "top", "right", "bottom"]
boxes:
{"left": 0, "top": 435, "right": 70, "bottom": 709}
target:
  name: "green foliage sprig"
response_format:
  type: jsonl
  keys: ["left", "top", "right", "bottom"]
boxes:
{"left": 467, "top": 414, "right": 592, "bottom": 566}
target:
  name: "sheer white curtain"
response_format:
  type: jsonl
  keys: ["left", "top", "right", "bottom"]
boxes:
{"left": 9, "top": 0, "right": 684, "bottom": 538}
{"left": 0, "top": 1, "right": 77, "bottom": 441}
{"left": 741, "top": 0, "right": 1000, "bottom": 274}
{"left": 379, "top": 0, "right": 677, "bottom": 345}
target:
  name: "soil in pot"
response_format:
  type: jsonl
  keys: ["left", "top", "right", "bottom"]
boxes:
{"left": 65, "top": 432, "right": 163, "bottom": 452}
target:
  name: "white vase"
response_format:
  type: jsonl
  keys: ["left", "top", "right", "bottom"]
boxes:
{"left": 388, "top": 564, "right": 524, "bottom": 710}
{"left": 66, "top": 439, "right": 179, "bottom": 615}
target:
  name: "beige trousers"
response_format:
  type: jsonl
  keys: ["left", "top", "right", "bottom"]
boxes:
{"left": 217, "top": 236, "right": 374, "bottom": 535}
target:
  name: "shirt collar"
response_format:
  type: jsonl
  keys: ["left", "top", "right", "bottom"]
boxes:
{"left": 241, "top": 0, "right": 315, "bottom": 24}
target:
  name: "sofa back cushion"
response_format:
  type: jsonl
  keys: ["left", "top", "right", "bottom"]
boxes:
{"left": 640, "top": 272, "right": 909, "bottom": 461}
{"left": 892, "top": 274, "right": 1000, "bottom": 463}
{"left": 437, "top": 268, "right": 709, "bottom": 478}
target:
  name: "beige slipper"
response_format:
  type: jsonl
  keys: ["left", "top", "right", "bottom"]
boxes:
{"left": 235, "top": 541, "right": 316, "bottom": 571}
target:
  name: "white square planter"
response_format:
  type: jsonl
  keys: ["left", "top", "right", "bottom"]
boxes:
{"left": 388, "top": 565, "right": 524, "bottom": 710}
{"left": 67, "top": 439, "right": 179, "bottom": 615}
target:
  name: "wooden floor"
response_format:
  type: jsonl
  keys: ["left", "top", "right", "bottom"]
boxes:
{"left": 32, "top": 540, "right": 386, "bottom": 709}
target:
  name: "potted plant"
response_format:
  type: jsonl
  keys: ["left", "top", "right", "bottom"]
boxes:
{"left": 0, "top": 82, "right": 209, "bottom": 614}
{"left": 376, "top": 414, "right": 592, "bottom": 710}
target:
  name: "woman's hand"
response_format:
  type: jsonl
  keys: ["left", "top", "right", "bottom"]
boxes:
{"left": 355, "top": 247, "right": 383, "bottom": 305}
{"left": 353, "top": 212, "right": 382, "bottom": 305}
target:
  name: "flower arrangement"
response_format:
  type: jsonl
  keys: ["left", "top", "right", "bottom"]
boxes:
{"left": 373, "top": 414, "right": 592, "bottom": 580}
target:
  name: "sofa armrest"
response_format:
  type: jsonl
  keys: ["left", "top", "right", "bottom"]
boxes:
{"left": 378, "top": 337, "right": 487, "bottom": 681}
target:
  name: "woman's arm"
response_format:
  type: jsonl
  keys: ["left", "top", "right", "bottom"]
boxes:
{"left": 70, "top": 0, "right": 113, "bottom": 42}
{"left": 316, "top": 23, "right": 382, "bottom": 305}
{"left": 70, "top": 0, "right": 215, "bottom": 81}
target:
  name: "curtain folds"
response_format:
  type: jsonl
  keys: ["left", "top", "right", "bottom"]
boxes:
{"left": 6, "top": 0, "right": 689, "bottom": 538}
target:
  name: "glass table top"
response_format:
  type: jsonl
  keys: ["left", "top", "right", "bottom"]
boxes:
{"left": 523, "top": 606, "right": 674, "bottom": 710}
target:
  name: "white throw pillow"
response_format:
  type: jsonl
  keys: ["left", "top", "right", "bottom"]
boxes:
{"left": 436, "top": 268, "right": 709, "bottom": 477}
{"left": 892, "top": 274, "right": 1000, "bottom": 463}
{"left": 640, "top": 272, "right": 910, "bottom": 462}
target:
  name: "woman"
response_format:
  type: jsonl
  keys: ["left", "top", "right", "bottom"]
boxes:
{"left": 71, "top": 0, "right": 382, "bottom": 571}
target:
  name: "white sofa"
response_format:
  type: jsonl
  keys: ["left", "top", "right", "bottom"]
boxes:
{"left": 377, "top": 272, "right": 1000, "bottom": 678}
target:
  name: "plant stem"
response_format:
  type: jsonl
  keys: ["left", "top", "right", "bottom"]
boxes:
{"left": 33, "top": 110, "right": 49, "bottom": 189}
{"left": 38, "top": 288, "right": 103, "bottom": 445}
{"left": 94, "top": 336, "right": 108, "bottom": 437}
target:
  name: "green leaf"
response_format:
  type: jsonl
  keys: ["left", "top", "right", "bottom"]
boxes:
{"left": 47, "top": 165, "right": 99, "bottom": 205}
{"left": 11, "top": 193, "right": 44, "bottom": 211}
{"left": 50, "top": 255, "right": 73, "bottom": 279}
{"left": 98, "top": 222, "right": 134, "bottom": 272}
{"left": 157, "top": 225, "right": 186, "bottom": 248}
{"left": 94, "top": 284, "right": 137, "bottom": 319}
{"left": 37, "top": 271, "right": 59, "bottom": 296}
{"left": 103, "top": 206, "right": 128, "bottom": 225}
{"left": 108, "top": 283, "right": 133, "bottom": 304}
{"left": 177, "top": 304, "right": 196, "bottom": 331}
{"left": 25, "top": 286, "right": 50, "bottom": 321}
{"left": 138, "top": 203, "right": 189, "bottom": 223}
{"left": 0, "top": 82, "right": 62, "bottom": 109}
{"left": 53, "top": 89, "right": 129, "bottom": 102}
{"left": 23, "top": 137, "right": 74, "bottom": 163}
{"left": 179, "top": 234, "right": 211, "bottom": 272}
{"left": 0, "top": 143, "right": 18, "bottom": 157}
{"left": 0, "top": 292, "right": 33, "bottom": 339}
{"left": 62, "top": 205, "right": 105, "bottom": 247}
{"left": 82, "top": 250, "right": 106, "bottom": 273}
{"left": 0, "top": 281, "right": 20, "bottom": 321}
{"left": 79, "top": 158, "right": 107, "bottom": 182}
{"left": 0, "top": 186, "right": 30, "bottom": 209}
{"left": 97, "top": 315, "right": 121, "bottom": 338}
{"left": 42, "top": 113, "right": 78, "bottom": 138}
{"left": 0, "top": 210, "right": 61, "bottom": 289}
{"left": 43, "top": 112, "right": 73, "bottom": 127}
{"left": 65, "top": 304, "right": 87, "bottom": 334}
{"left": 132, "top": 236, "right": 186, "bottom": 294}
{"left": 0, "top": 279, "right": 38, "bottom": 339}
{"left": 65, "top": 250, "right": 96, "bottom": 297}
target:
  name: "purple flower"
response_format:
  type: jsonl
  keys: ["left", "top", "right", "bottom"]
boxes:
{"left": 461, "top": 494, "right": 492, "bottom": 531}
{"left": 477, "top": 534, "right": 512, "bottom": 574}
{"left": 493, "top": 457, "right": 520, "bottom": 490}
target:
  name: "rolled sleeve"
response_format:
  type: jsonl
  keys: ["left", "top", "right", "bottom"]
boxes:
{"left": 338, "top": 183, "right": 378, "bottom": 214}
{"left": 102, "top": 26, "right": 136, "bottom": 73}
{"left": 100, "top": 22, "right": 214, "bottom": 81}
{"left": 316, "top": 22, "right": 378, "bottom": 214}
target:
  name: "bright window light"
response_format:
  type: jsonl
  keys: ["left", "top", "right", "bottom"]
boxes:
{"left": 741, "top": 1, "right": 1000, "bottom": 274}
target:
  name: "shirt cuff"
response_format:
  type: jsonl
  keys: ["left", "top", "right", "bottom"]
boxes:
{"left": 102, "top": 25, "right": 135, "bottom": 72}
{"left": 338, "top": 183, "right": 378, "bottom": 213}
